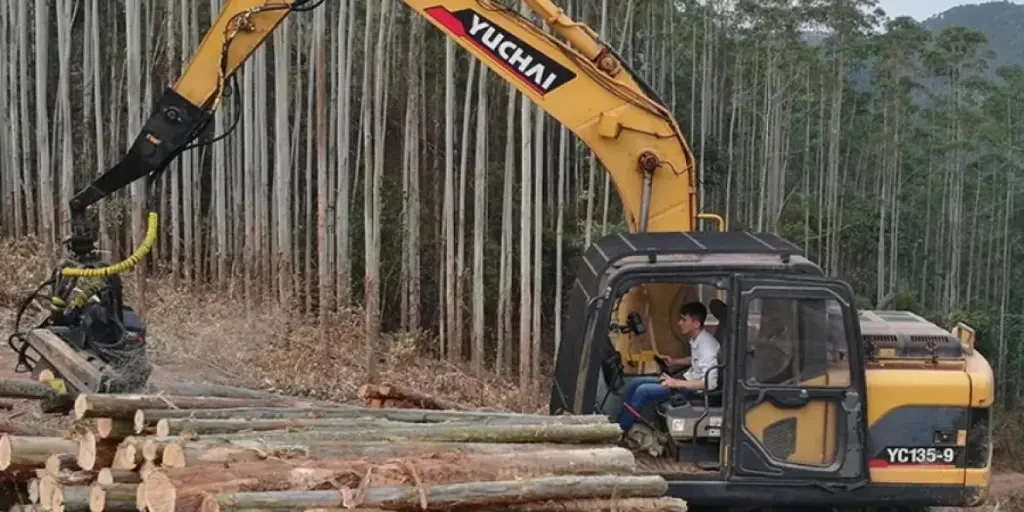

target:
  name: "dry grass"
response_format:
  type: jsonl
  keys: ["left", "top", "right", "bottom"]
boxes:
{"left": 136, "top": 279, "right": 549, "bottom": 412}
{"left": 0, "top": 235, "right": 549, "bottom": 412}
{"left": 995, "top": 410, "right": 1024, "bottom": 473}
{"left": 0, "top": 236, "right": 54, "bottom": 307}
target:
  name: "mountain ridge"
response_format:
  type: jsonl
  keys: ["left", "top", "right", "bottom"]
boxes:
{"left": 921, "top": 1, "right": 1024, "bottom": 68}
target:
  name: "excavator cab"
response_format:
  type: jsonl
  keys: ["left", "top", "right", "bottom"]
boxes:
{"left": 550, "top": 231, "right": 871, "bottom": 505}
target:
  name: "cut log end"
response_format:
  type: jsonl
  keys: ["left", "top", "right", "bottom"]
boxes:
{"left": 143, "top": 472, "right": 176, "bottom": 512}
{"left": 155, "top": 419, "right": 170, "bottom": 438}
{"left": 0, "top": 434, "right": 11, "bottom": 470}
{"left": 112, "top": 444, "right": 139, "bottom": 470}
{"left": 73, "top": 395, "right": 90, "bottom": 421}
{"left": 76, "top": 431, "right": 97, "bottom": 471}
{"left": 160, "top": 444, "right": 186, "bottom": 469}
{"left": 95, "top": 418, "right": 135, "bottom": 440}
{"left": 133, "top": 410, "right": 146, "bottom": 435}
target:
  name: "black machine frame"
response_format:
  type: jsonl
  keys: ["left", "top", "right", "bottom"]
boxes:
{"left": 549, "top": 231, "right": 981, "bottom": 507}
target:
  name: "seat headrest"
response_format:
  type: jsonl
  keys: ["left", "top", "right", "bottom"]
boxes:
{"left": 709, "top": 298, "right": 727, "bottom": 321}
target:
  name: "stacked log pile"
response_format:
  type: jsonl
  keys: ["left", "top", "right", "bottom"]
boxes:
{"left": 0, "top": 382, "right": 687, "bottom": 511}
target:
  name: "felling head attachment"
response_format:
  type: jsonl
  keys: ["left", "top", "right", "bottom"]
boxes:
{"left": 67, "top": 205, "right": 102, "bottom": 261}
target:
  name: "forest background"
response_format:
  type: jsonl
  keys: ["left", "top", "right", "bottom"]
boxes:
{"left": 1, "top": 0, "right": 1023, "bottom": 419}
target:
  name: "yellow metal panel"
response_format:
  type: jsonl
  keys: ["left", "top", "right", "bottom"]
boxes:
{"left": 744, "top": 400, "right": 835, "bottom": 466}
{"left": 865, "top": 368, "right": 972, "bottom": 425}
{"left": 965, "top": 352, "right": 995, "bottom": 408}
{"left": 174, "top": 0, "right": 296, "bottom": 109}
{"left": 869, "top": 467, "right": 965, "bottom": 485}
{"left": 404, "top": 0, "right": 697, "bottom": 234}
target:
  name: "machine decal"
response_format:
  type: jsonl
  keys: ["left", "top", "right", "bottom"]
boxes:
{"left": 865, "top": 405, "right": 968, "bottom": 468}
{"left": 874, "top": 447, "right": 959, "bottom": 467}
{"left": 424, "top": 6, "right": 576, "bottom": 95}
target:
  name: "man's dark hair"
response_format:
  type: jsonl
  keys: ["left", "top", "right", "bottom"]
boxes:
{"left": 679, "top": 301, "right": 707, "bottom": 326}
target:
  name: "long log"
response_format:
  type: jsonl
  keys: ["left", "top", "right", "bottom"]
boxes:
{"left": 193, "top": 422, "right": 622, "bottom": 445}
{"left": 0, "top": 435, "right": 79, "bottom": 471}
{"left": 303, "top": 498, "right": 688, "bottom": 512}
{"left": 0, "top": 420, "right": 62, "bottom": 437}
{"left": 197, "top": 475, "right": 668, "bottom": 511}
{"left": 134, "top": 407, "right": 606, "bottom": 432}
{"left": 88, "top": 483, "right": 138, "bottom": 512}
{"left": 73, "top": 394, "right": 320, "bottom": 420}
{"left": 155, "top": 417, "right": 437, "bottom": 437}
{"left": 148, "top": 447, "right": 635, "bottom": 498}
{"left": 359, "top": 384, "right": 466, "bottom": 411}
{"left": 148, "top": 422, "right": 621, "bottom": 454}
{"left": 158, "top": 440, "right": 589, "bottom": 468}
{"left": 154, "top": 414, "right": 609, "bottom": 437}
{"left": 97, "top": 469, "right": 142, "bottom": 485}
{"left": 147, "top": 382, "right": 287, "bottom": 400}
{"left": 45, "top": 454, "right": 80, "bottom": 476}
{"left": 0, "top": 379, "right": 57, "bottom": 400}
{"left": 48, "top": 485, "right": 90, "bottom": 512}
{"left": 94, "top": 418, "right": 136, "bottom": 440}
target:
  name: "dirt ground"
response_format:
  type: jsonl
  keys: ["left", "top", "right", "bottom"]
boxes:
{"left": 0, "top": 231, "right": 1022, "bottom": 509}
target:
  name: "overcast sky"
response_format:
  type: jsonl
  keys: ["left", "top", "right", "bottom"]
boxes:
{"left": 877, "top": 0, "right": 1023, "bottom": 20}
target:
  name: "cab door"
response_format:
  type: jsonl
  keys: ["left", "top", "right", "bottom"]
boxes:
{"left": 727, "top": 275, "right": 867, "bottom": 488}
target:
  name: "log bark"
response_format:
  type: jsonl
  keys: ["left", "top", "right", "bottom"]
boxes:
{"left": 305, "top": 498, "right": 688, "bottom": 511}
{"left": 200, "top": 423, "right": 622, "bottom": 445}
{"left": 154, "top": 417, "right": 537, "bottom": 437}
{"left": 95, "top": 418, "right": 136, "bottom": 440}
{"left": 134, "top": 407, "right": 604, "bottom": 431}
{"left": 97, "top": 469, "right": 142, "bottom": 485}
{"left": 88, "top": 483, "right": 138, "bottom": 512}
{"left": 197, "top": 475, "right": 668, "bottom": 511}
{"left": 149, "top": 447, "right": 635, "bottom": 498}
{"left": 42, "top": 483, "right": 90, "bottom": 512}
{"left": 147, "top": 382, "right": 288, "bottom": 401}
{"left": 74, "top": 394, "right": 319, "bottom": 420}
{"left": 0, "top": 379, "right": 57, "bottom": 400}
{"left": 45, "top": 453, "right": 80, "bottom": 476}
{"left": 156, "top": 417, "right": 409, "bottom": 437}
{"left": 359, "top": 384, "right": 466, "bottom": 411}
{"left": 159, "top": 440, "right": 589, "bottom": 468}
{"left": 0, "top": 435, "right": 78, "bottom": 471}
{"left": 0, "top": 419, "right": 63, "bottom": 437}
{"left": 38, "top": 469, "right": 94, "bottom": 487}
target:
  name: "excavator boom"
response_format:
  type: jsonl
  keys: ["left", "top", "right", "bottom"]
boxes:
{"left": 68, "top": 0, "right": 698, "bottom": 251}
{"left": 411, "top": 0, "right": 697, "bottom": 232}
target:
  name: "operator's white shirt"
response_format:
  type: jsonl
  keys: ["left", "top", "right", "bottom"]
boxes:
{"left": 683, "top": 329, "right": 720, "bottom": 391}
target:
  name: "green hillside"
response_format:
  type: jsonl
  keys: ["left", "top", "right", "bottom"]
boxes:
{"left": 922, "top": 1, "right": 1024, "bottom": 68}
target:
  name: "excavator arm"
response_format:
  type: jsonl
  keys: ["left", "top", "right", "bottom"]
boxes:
{"left": 411, "top": 0, "right": 697, "bottom": 233}
{"left": 67, "top": 0, "right": 307, "bottom": 261}
{"left": 68, "top": 0, "right": 699, "bottom": 262}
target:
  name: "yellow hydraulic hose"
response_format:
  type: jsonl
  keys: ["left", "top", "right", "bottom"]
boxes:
{"left": 61, "top": 212, "right": 159, "bottom": 278}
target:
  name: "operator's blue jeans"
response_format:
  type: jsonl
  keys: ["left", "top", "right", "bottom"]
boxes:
{"left": 616, "top": 377, "right": 701, "bottom": 431}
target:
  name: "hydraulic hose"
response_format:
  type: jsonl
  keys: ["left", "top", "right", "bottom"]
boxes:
{"left": 61, "top": 212, "right": 159, "bottom": 279}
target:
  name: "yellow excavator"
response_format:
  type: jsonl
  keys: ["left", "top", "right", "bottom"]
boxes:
{"left": 15, "top": 0, "right": 992, "bottom": 509}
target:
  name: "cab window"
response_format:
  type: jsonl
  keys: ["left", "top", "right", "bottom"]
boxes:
{"left": 745, "top": 296, "right": 851, "bottom": 388}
